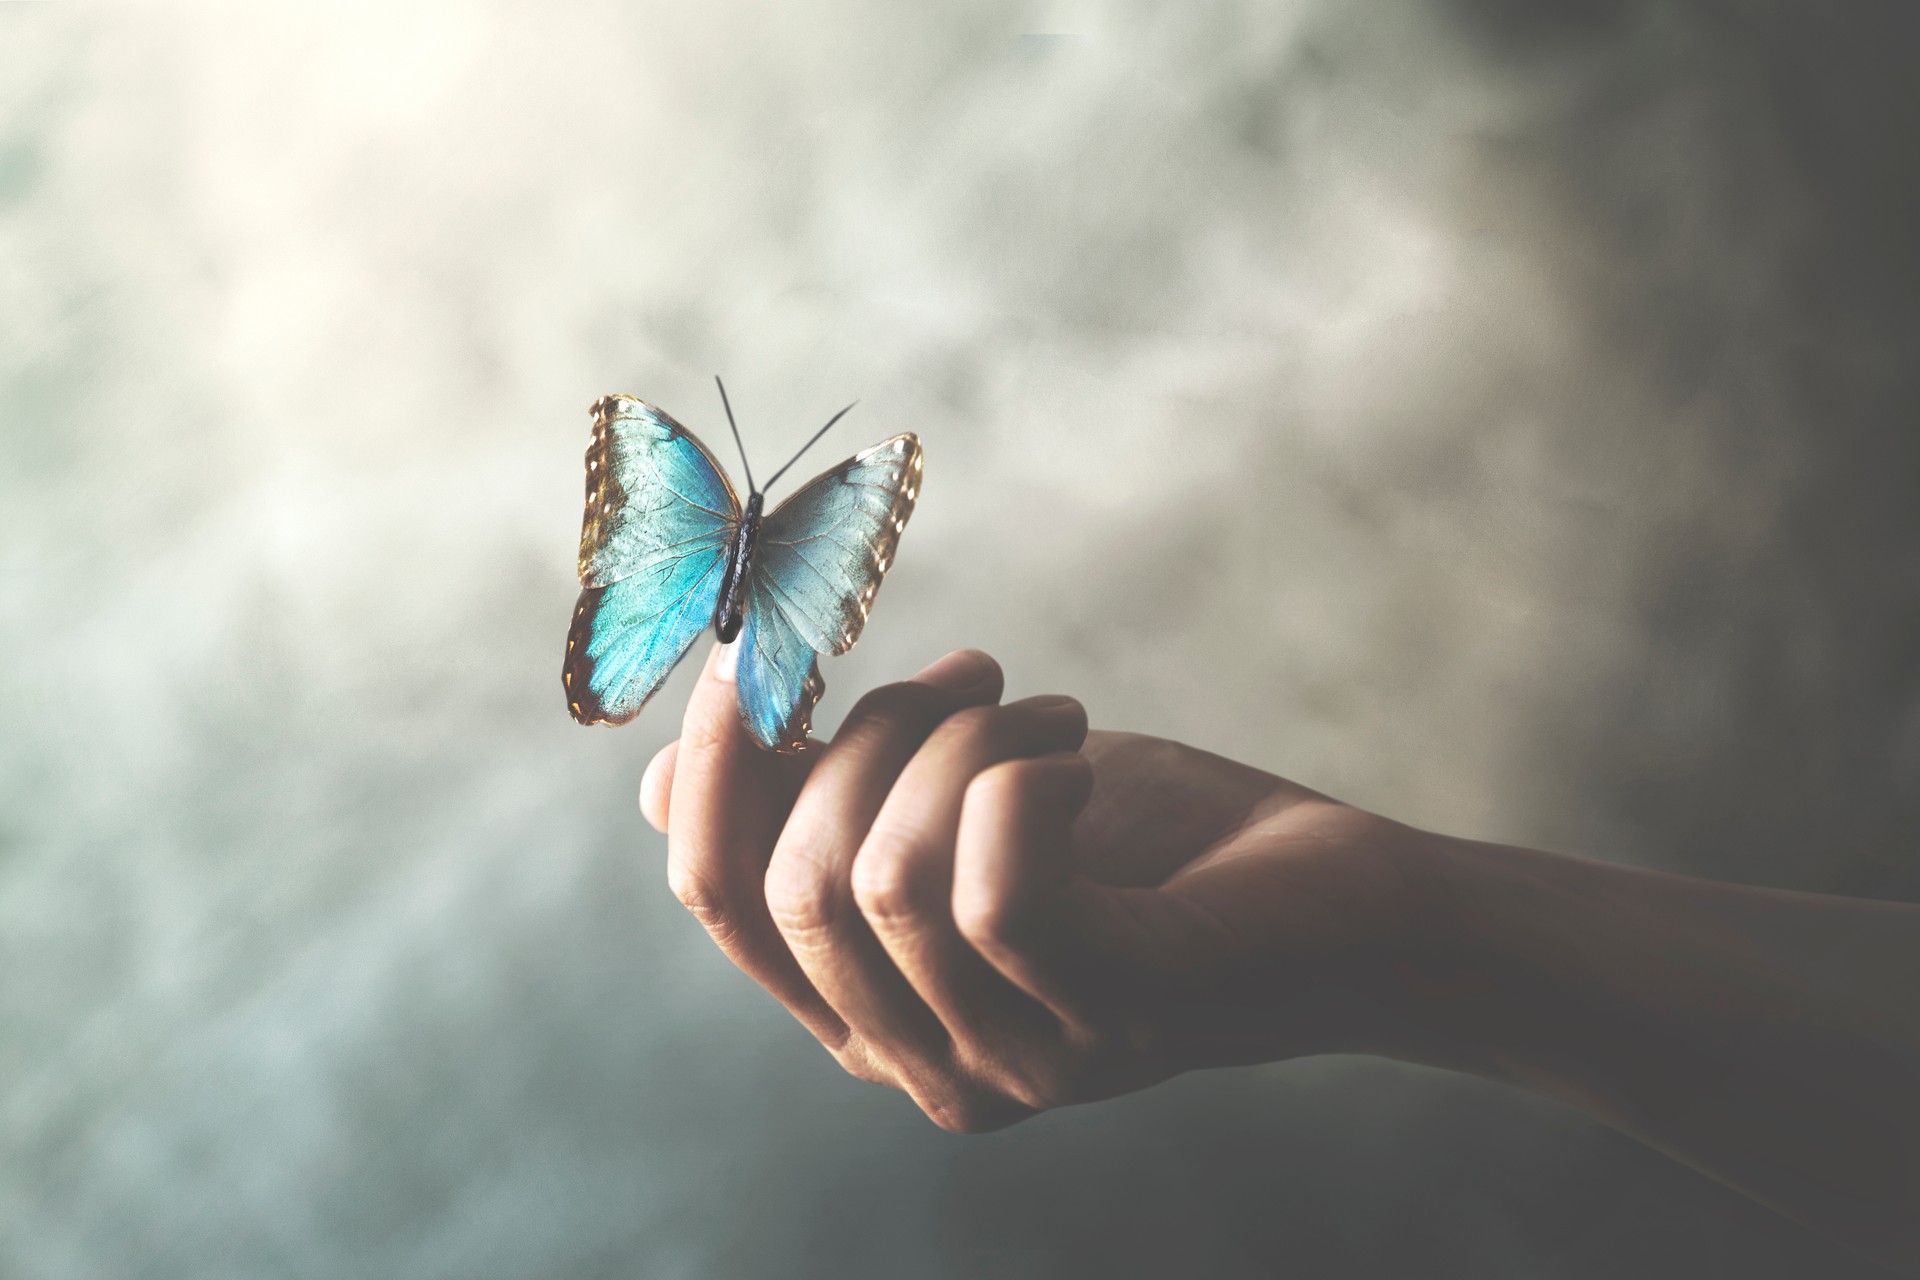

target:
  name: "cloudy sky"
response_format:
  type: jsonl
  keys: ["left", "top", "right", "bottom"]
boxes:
{"left": 4, "top": 3, "right": 1917, "bottom": 1277}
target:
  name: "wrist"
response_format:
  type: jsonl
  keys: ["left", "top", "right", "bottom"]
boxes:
{"left": 1369, "top": 829, "right": 1644, "bottom": 1094}
{"left": 1188, "top": 816, "right": 1498, "bottom": 1071}
{"left": 1351, "top": 825, "right": 1549, "bottom": 1079}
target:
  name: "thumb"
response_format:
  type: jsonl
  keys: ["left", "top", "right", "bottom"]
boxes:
{"left": 639, "top": 739, "right": 678, "bottom": 832}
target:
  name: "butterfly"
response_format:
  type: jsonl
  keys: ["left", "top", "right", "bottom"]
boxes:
{"left": 563, "top": 379, "right": 924, "bottom": 752}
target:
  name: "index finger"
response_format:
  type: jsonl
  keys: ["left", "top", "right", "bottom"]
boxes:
{"left": 665, "top": 640, "right": 840, "bottom": 1042}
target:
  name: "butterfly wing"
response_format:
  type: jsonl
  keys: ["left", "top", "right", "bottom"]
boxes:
{"left": 734, "top": 433, "right": 924, "bottom": 751}
{"left": 575, "top": 395, "right": 740, "bottom": 589}
{"left": 735, "top": 575, "right": 829, "bottom": 752}
{"left": 564, "top": 395, "right": 739, "bottom": 725}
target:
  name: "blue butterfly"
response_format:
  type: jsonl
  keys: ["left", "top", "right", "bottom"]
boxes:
{"left": 564, "top": 380, "right": 923, "bottom": 752}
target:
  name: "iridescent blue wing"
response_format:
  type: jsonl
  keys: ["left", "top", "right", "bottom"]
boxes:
{"left": 564, "top": 395, "right": 739, "bottom": 725}
{"left": 574, "top": 395, "right": 740, "bottom": 589}
{"left": 734, "top": 433, "right": 924, "bottom": 751}
{"left": 735, "top": 575, "right": 829, "bottom": 752}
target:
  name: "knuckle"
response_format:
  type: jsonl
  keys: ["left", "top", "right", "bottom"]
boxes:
{"left": 903, "top": 1049, "right": 1034, "bottom": 1134}
{"left": 1000, "top": 1063, "right": 1064, "bottom": 1113}
{"left": 948, "top": 859, "right": 1029, "bottom": 951}
{"left": 965, "top": 756, "right": 1041, "bottom": 812}
{"left": 957, "top": 1039, "right": 1075, "bottom": 1113}
{"left": 666, "top": 860, "right": 728, "bottom": 927}
{"left": 763, "top": 853, "right": 844, "bottom": 941}
{"left": 953, "top": 877, "right": 1022, "bottom": 950}
{"left": 915, "top": 1090, "right": 993, "bottom": 1135}
{"left": 861, "top": 1045, "right": 1039, "bottom": 1134}
{"left": 850, "top": 826, "right": 933, "bottom": 924}
{"left": 917, "top": 1087, "right": 1032, "bottom": 1135}
{"left": 833, "top": 1044, "right": 897, "bottom": 1089}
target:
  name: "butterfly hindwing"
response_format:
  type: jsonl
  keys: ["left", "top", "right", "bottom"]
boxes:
{"left": 564, "top": 396, "right": 739, "bottom": 725}
{"left": 752, "top": 433, "right": 924, "bottom": 657}
{"left": 735, "top": 574, "right": 828, "bottom": 752}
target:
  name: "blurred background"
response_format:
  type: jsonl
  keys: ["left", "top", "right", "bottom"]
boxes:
{"left": 4, "top": 2, "right": 1918, "bottom": 1276}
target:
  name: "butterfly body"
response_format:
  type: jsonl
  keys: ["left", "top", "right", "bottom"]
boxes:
{"left": 713, "top": 491, "right": 763, "bottom": 644}
{"left": 564, "top": 392, "right": 922, "bottom": 753}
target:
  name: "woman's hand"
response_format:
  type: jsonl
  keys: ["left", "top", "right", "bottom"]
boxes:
{"left": 641, "top": 644, "right": 1920, "bottom": 1268}
{"left": 641, "top": 645, "right": 1425, "bottom": 1132}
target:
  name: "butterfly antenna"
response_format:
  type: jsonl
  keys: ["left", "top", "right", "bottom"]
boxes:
{"left": 714, "top": 376, "right": 756, "bottom": 494}
{"left": 764, "top": 401, "right": 858, "bottom": 490}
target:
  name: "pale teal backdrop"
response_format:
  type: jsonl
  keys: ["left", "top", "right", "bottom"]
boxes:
{"left": 4, "top": 4, "right": 1917, "bottom": 1277}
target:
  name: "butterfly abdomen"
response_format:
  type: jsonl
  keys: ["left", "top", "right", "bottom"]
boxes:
{"left": 714, "top": 491, "right": 764, "bottom": 644}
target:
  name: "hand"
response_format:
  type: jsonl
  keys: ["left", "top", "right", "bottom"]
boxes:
{"left": 641, "top": 644, "right": 1920, "bottom": 1267}
{"left": 641, "top": 645, "right": 1426, "bottom": 1132}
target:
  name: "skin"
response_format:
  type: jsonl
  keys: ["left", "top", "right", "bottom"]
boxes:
{"left": 642, "top": 644, "right": 1920, "bottom": 1273}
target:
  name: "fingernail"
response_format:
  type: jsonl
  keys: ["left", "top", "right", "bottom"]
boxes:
{"left": 913, "top": 648, "right": 996, "bottom": 694}
{"left": 713, "top": 639, "right": 739, "bottom": 683}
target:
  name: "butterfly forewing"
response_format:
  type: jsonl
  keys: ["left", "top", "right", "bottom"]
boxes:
{"left": 578, "top": 395, "right": 741, "bottom": 589}
{"left": 564, "top": 395, "right": 739, "bottom": 725}
{"left": 753, "top": 433, "right": 924, "bottom": 658}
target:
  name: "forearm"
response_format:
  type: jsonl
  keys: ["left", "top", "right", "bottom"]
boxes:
{"left": 1389, "top": 833, "right": 1920, "bottom": 1269}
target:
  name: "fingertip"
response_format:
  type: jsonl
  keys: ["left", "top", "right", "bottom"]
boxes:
{"left": 640, "top": 739, "right": 679, "bottom": 832}
{"left": 911, "top": 648, "right": 1002, "bottom": 699}
{"left": 682, "top": 640, "right": 748, "bottom": 756}
{"left": 1008, "top": 694, "right": 1090, "bottom": 750}
{"left": 968, "top": 749, "right": 1094, "bottom": 816}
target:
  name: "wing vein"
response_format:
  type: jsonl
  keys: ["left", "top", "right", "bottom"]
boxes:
{"left": 763, "top": 544, "right": 846, "bottom": 607}
{"left": 642, "top": 461, "right": 736, "bottom": 520}
{"left": 761, "top": 570, "right": 838, "bottom": 651}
